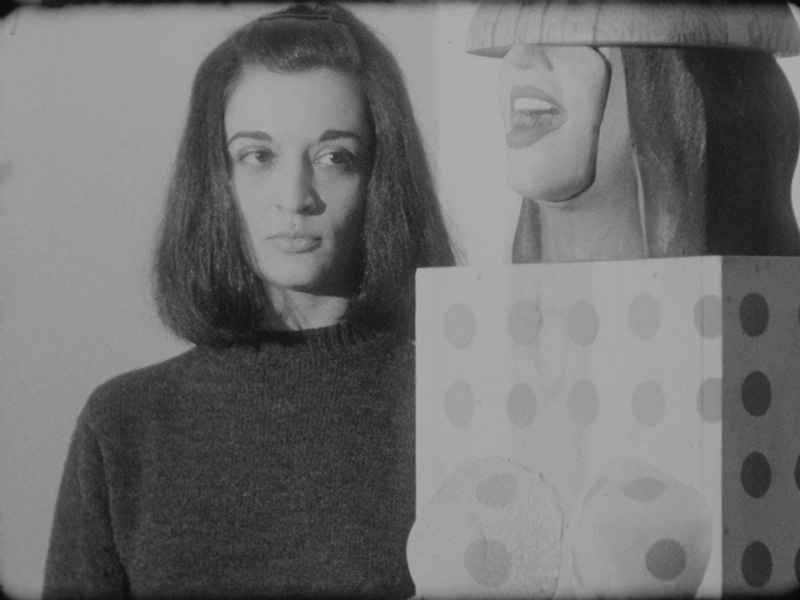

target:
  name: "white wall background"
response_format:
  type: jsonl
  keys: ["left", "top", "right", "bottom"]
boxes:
{"left": 1, "top": 2, "right": 799, "bottom": 597}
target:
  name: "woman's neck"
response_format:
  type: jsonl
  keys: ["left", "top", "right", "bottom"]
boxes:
{"left": 266, "top": 288, "right": 351, "bottom": 331}
{"left": 536, "top": 159, "right": 644, "bottom": 263}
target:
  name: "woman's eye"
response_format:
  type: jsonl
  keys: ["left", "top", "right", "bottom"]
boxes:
{"left": 240, "top": 149, "right": 275, "bottom": 165}
{"left": 316, "top": 150, "right": 356, "bottom": 170}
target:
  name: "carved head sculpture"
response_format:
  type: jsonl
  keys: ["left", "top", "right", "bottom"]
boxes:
{"left": 468, "top": 1, "right": 800, "bottom": 262}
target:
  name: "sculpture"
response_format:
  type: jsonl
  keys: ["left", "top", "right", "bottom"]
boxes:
{"left": 467, "top": 1, "right": 800, "bottom": 262}
{"left": 407, "top": 4, "right": 800, "bottom": 598}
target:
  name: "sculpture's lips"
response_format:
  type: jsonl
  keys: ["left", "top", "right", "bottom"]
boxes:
{"left": 267, "top": 233, "right": 321, "bottom": 253}
{"left": 506, "top": 85, "right": 565, "bottom": 149}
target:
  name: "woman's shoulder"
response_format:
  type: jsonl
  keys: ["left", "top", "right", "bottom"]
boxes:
{"left": 91, "top": 346, "right": 204, "bottom": 396}
{"left": 78, "top": 346, "right": 222, "bottom": 432}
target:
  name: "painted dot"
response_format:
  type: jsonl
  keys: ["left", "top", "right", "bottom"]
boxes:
{"left": 566, "top": 300, "right": 599, "bottom": 346}
{"left": 508, "top": 300, "right": 541, "bottom": 345}
{"left": 629, "top": 293, "right": 661, "bottom": 339}
{"left": 631, "top": 381, "right": 666, "bottom": 426}
{"left": 621, "top": 477, "right": 667, "bottom": 502}
{"left": 645, "top": 538, "right": 687, "bottom": 581}
{"left": 444, "top": 303, "right": 476, "bottom": 349}
{"left": 506, "top": 383, "right": 537, "bottom": 428}
{"left": 582, "top": 475, "right": 608, "bottom": 508}
{"left": 697, "top": 378, "right": 722, "bottom": 423}
{"left": 694, "top": 294, "right": 722, "bottom": 339}
{"left": 567, "top": 380, "right": 599, "bottom": 426}
{"left": 740, "top": 293, "right": 769, "bottom": 337}
{"left": 444, "top": 380, "right": 475, "bottom": 428}
{"left": 476, "top": 473, "right": 519, "bottom": 508}
{"left": 741, "top": 371, "right": 771, "bottom": 417}
{"left": 741, "top": 452, "right": 771, "bottom": 498}
{"left": 464, "top": 537, "right": 512, "bottom": 587}
{"left": 742, "top": 541, "right": 772, "bottom": 587}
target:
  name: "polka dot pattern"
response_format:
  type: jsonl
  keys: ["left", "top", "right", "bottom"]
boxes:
{"left": 566, "top": 300, "right": 599, "bottom": 346}
{"left": 694, "top": 294, "right": 722, "bottom": 339}
{"left": 422, "top": 265, "right": 800, "bottom": 598}
{"left": 508, "top": 300, "right": 541, "bottom": 345}
{"left": 741, "top": 452, "right": 771, "bottom": 499}
{"left": 645, "top": 538, "right": 687, "bottom": 581}
{"left": 742, "top": 541, "right": 772, "bottom": 587}
{"left": 432, "top": 277, "right": 797, "bottom": 595}
{"left": 444, "top": 380, "right": 475, "bottom": 428}
{"left": 475, "top": 473, "right": 518, "bottom": 509}
{"left": 621, "top": 477, "right": 667, "bottom": 502}
{"left": 444, "top": 303, "right": 476, "bottom": 349}
{"left": 628, "top": 293, "right": 661, "bottom": 339}
{"left": 631, "top": 382, "right": 665, "bottom": 426}
{"left": 697, "top": 378, "right": 722, "bottom": 423}
{"left": 567, "top": 380, "right": 599, "bottom": 426}
{"left": 739, "top": 293, "right": 769, "bottom": 337}
{"left": 464, "top": 537, "right": 511, "bottom": 587}
{"left": 506, "top": 383, "right": 537, "bottom": 428}
{"left": 741, "top": 371, "right": 771, "bottom": 417}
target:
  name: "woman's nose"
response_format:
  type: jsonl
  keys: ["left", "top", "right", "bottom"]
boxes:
{"left": 503, "top": 43, "right": 553, "bottom": 71}
{"left": 274, "top": 157, "right": 315, "bottom": 214}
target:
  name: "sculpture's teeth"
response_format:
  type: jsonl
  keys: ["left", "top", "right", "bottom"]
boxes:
{"left": 513, "top": 97, "right": 556, "bottom": 112}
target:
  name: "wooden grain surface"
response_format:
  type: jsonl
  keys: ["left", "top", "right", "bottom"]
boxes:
{"left": 467, "top": 2, "right": 800, "bottom": 57}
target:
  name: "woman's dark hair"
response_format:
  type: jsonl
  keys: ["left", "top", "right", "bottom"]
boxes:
{"left": 153, "top": 3, "right": 455, "bottom": 346}
{"left": 622, "top": 46, "right": 800, "bottom": 257}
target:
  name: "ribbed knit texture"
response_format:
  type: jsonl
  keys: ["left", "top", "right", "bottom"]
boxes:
{"left": 43, "top": 323, "right": 416, "bottom": 599}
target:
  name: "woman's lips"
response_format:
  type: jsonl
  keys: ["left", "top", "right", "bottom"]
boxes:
{"left": 506, "top": 85, "right": 566, "bottom": 149}
{"left": 268, "top": 234, "right": 321, "bottom": 253}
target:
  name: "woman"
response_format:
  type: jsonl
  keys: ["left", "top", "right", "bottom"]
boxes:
{"left": 43, "top": 3, "right": 454, "bottom": 598}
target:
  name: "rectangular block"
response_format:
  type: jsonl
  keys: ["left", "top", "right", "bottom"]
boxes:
{"left": 414, "top": 256, "right": 800, "bottom": 597}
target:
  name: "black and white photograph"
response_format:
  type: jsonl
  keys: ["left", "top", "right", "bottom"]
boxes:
{"left": 2, "top": 1, "right": 800, "bottom": 597}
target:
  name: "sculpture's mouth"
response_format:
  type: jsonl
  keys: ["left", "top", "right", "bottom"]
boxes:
{"left": 507, "top": 85, "right": 565, "bottom": 149}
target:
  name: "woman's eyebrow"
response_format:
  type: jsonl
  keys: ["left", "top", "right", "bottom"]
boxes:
{"left": 227, "top": 131, "right": 272, "bottom": 145}
{"left": 318, "top": 129, "right": 363, "bottom": 144}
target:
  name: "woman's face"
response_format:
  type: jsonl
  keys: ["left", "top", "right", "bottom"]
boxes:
{"left": 225, "top": 66, "right": 372, "bottom": 298}
{"left": 498, "top": 44, "right": 628, "bottom": 203}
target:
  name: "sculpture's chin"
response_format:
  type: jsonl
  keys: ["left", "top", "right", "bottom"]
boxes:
{"left": 511, "top": 173, "right": 596, "bottom": 205}
{"left": 506, "top": 148, "right": 597, "bottom": 204}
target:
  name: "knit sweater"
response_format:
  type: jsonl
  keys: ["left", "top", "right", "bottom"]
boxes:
{"left": 43, "top": 324, "right": 416, "bottom": 599}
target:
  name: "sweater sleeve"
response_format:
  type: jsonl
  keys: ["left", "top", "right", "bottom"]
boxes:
{"left": 43, "top": 412, "right": 129, "bottom": 598}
